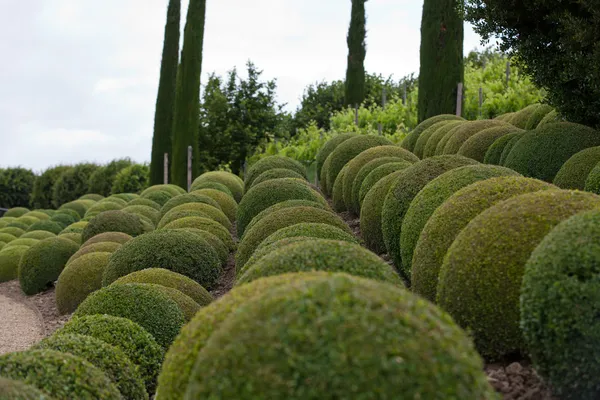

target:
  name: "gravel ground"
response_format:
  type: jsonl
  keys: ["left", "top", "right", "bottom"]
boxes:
{"left": 0, "top": 285, "right": 44, "bottom": 355}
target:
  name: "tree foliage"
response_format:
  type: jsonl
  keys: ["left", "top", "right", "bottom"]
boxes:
{"left": 345, "top": 0, "right": 368, "bottom": 107}
{"left": 0, "top": 168, "right": 36, "bottom": 208}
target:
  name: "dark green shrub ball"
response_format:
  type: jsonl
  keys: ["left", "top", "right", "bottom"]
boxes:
{"left": 79, "top": 193, "right": 104, "bottom": 201}
{"left": 585, "top": 161, "right": 600, "bottom": 194}
{"left": 113, "top": 268, "right": 213, "bottom": 306}
{"left": 442, "top": 120, "right": 509, "bottom": 155}
{"left": 102, "top": 230, "right": 221, "bottom": 290}
{"left": 238, "top": 238, "right": 318, "bottom": 278}
{"left": 171, "top": 228, "right": 228, "bottom": 266}
{"left": 54, "top": 208, "right": 81, "bottom": 222}
{"left": 57, "top": 232, "right": 81, "bottom": 245}
{"left": 189, "top": 181, "right": 234, "bottom": 198}
{"left": 256, "top": 223, "right": 358, "bottom": 253}
{"left": 4, "top": 207, "right": 29, "bottom": 218}
{"left": 412, "top": 177, "right": 554, "bottom": 302}
{"left": 56, "top": 252, "right": 111, "bottom": 314}
{"left": 68, "top": 241, "right": 121, "bottom": 264}
{"left": 81, "top": 210, "right": 144, "bottom": 243}
{"left": 401, "top": 114, "right": 464, "bottom": 152}
{"left": 236, "top": 178, "right": 327, "bottom": 236}
{"left": 316, "top": 133, "right": 356, "bottom": 183}
{"left": 358, "top": 161, "right": 413, "bottom": 207}
{"left": 26, "top": 220, "right": 63, "bottom": 235}
{"left": 59, "top": 221, "right": 88, "bottom": 235}
{"left": 140, "top": 190, "right": 173, "bottom": 207}
{"left": 5, "top": 238, "right": 39, "bottom": 248}
{"left": 0, "top": 227, "right": 25, "bottom": 238}
{"left": 59, "top": 201, "right": 90, "bottom": 218}
{"left": 9, "top": 220, "right": 33, "bottom": 230}
{"left": 104, "top": 196, "right": 130, "bottom": 205}
{"left": 413, "top": 120, "right": 461, "bottom": 158}
{"left": 457, "top": 125, "right": 523, "bottom": 162}
{"left": 0, "top": 377, "right": 50, "bottom": 399}
{"left": 191, "top": 171, "right": 244, "bottom": 202}
{"left": 160, "top": 193, "right": 221, "bottom": 217}
{"left": 21, "top": 230, "right": 56, "bottom": 241}
{"left": 499, "top": 131, "right": 527, "bottom": 165}
{"left": 243, "top": 199, "right": 330, "bottom": 236}
{"left": 237, "top": 239, "right": 402, "bottom": 286}
{"left": 553, "top": 146, "right": 600, "bottom": 190}
{"left": 423, "top": 121, "right": 467, "bottom": 159}
{"left": 505, "top": 123, "right": 600, "bottom": 182}
{"left": 141, "top": 184, "right": 185, "bottom": 197}
{"left": 57, "top": 314, "right": 164, "bottom": 394}
{"left": 161, "top": 217, "right": 234, "bottom": 250}
{"left": 521, "top": 209, "right": 600, "bottom": 399}
{"left": 34, "top": 333, "right": 148, "bottom": 400}
{"left": 483, "top": 132, "right": 522, "bottom": 165}
{"left": 128, "top": 197, "right": 161, "bottom": 211}
{"left": 244, "top": 156, "right": 307, "bottom": 190}
{"left": 18, "top": 237, "right": 79, "bottom": 295}
{"left": 184, "top": 274, "right": 495, "bottom": 399}
{"left": 319, "top": 154, "right": 334, "bottom": 195}
{"left": 331, "top": 164, "right": 350, "bottom": 212}
{"left": 0, "top": 246, "right": 29, "bottom": 283}
{"left": 381, "top": 156, "right": 478, "bottom": 275}
{"left": 0, "top": 349, "right": 121, "bottom": 400}
{"left": 22, "top": 211, "right": 49, "bottom": 221}
{"left": 351, "top": 156, "right": 405, "bottom": 207}
{"left": 251, "top": 168, "right": 306, "bottom": 188}
{"left": 537, "top": 109, "right": 562, "bottom": 127}
{"left": 437, "top": 190, "right": 600, "bottom": 360}
{"left": 434, "top": 124, "right": 466, "bottom": 156}
{"left": 81, "top": 231, "right": 132, "bottom": 248}
{"left": 236, "top": 206, "right": 352, "bottom": 269}
{"left": 192, "top": 189, "right": 238, "bottom": 222}
{"left": 524, "top": 104, "right": 554, "bottom": 130}
{"left": 400, "top": 165, "right": 519, "bottom": 278}
{"left": 50, "top": 212, "right": 77, "bottom": 228}
{"left": 122, "top": 204, "right": 161, "bottom": 225}
{"left": 83, "top": 201, "right": 124, "bottom": 219}
{"left": 74, "top": 283, "right": 185, "bottom": 348}
{"left": 0, "top": 232, "right": 17, "bottom": 244}
{"left": 127, "top": 283, "right": 200, "bottom": 322}
{"left": 158, "top": 203, "right": 231, "bottom": 230}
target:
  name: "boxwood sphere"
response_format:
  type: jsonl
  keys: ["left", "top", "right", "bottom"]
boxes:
{"left": 113, "top": 268, "right": 213, "bottom": 306}
{"left": 68, "top": 241, "right": 121, "bottom": 264}
{"left": 79, "top": 193, "right": 104, "bottom": 201}
{"left": 26, "top": 220, "right": 63, "bottom": 235}
{"left": 192, "top": 188, "right": 238, "bottom": 222}
{"left": 499, "top": 131, "right": 527, "bottom": 166}
{"left": 236, "top": 178, "right": 327, "bottom": 236}
{"left": 483, "top": 131, "right": 521, "bottom": 165}
{"left": 331, "top": 164, "right": 350, "bottom": 212}
{"left": 238, "top": 238, "right": 318, "bottom": 278}
{"left": 400, "top": 165, "right": 519, "bottom": 277}
{"left": 5, "top": 238, "right": 39, "bottom": 248}
{"left": 243, "top": 199, "right": 330, "bottom": 236}
{"left": 537, "top": 109, "right": 562, "bottom": 127}
{"left": 160, "top": 193, "right": 221, "bottom": 217}
{"left": 0, "top": 227, "right": 25, "bottom": 237}
{"left": 433, "top": 124, "right": 465, "bottom": 156}
{"left": 524, "top": 104, "right": 554, "bottom": 130}
{"left": 171, "top": 228, "right": 228, "bottom": 266}
{"left": 21, "top": 230, "right": 56, "bottom": 240}
{"left": 50, "top": 212, "right": 77, "bottom": 228}
{"left": 0, "top": 232, "right": 16, "bottom": 244}
{"left": 34, "top": 333, "right": 148, "bottom": 400}
{"left": 457, "top": 125, "right": 523, "bottom": 162}
{"left": 161, "top": 217, "right": 234, "bottom": 250}
{"left": 509, "top": 104, "right": 543, "bottom": 129}
{"left": 505, "top": 123, "right": 600, "bottom": 182}
{"left": 191, "top": 171, "right": 244, "bottom": 202}
{"left": 423, "top": 121, "right": 467, "bottom": 159}
{"left": 4, "top": 207, "right": 29, "bottom": 218}
{"left": 236, "top": 206, "right": 352, "bottom": 269}
{"left": 0, "top": 245, "right": 29, "bottom": 283}
{"left": 256, "top": 223, "right": 358, "bottom": 253}
{"left": 57, "top": 314, "right": 164, "bottom": 394}
{"left": 102, "top": 230, "right": 221, "bottom": 290}
{"left": 251, "top": 168, "right": 306, "bottom": 188}
{"left": 0, "top": 349, "right": 121, "bottom": 400}
{"left": 352, "top": 157, "right": 405, "bottom": 206}
{"left": 191, "top": 181, "right": 234, "bottom": 197}
{"left": 60, "top": 221, "right": 88, "bottom": 235}
{"left": 412, "top": 177, "right": 554, "bottom": 302}
{"left": 81, "top": 231, "right": 132, "bottom": 248}
{"left": 14, "top": 217, "right": 38, "bottom": 227}
{"left": 128, "top": 283, "right": 200, "bottom": 321}
{"left": 585, "top": 162, "right": 600, "bottom": 194}
{"left": 381, "top": 156, "right": 478, "bottom": 274}
{"left": 324, "top": 135, "right": 393, "bottom": 199}
{"left": 18, "top": 237, "right": 80, "bottom": 295}
{"left": 158, "top": 203, "right": 231, "bottom": 230}
{"left": 128, "top": 197, "right": 161, "bottom": 211}
{"left": 141, "top": 184, "right": 185, "bottom": 197}
{"left": 56, "top": 252, "right": 112, "bottom": 314}
{"left": 84, "top": 201, "right": 124, "bottom": 219}
{"left": 442, "top": 120, "right": 509, "bottom": 155}
{"left": 521, "top": 209, "right": 600, "bottom": 399}
{"left": 316, "top": 133, "right": 356, "bottom": 181}
{"left": 122, "top": 205, "right": 161, "bottom": 225}
{"left": 59, "top": 201, "right": 89, "bottom": 218}
{"left": 437, "top": 190, "right": 600, "bottom": 360}
{"left": 358, "top": 161, "right": 413, "bottom": 207}
{"left": 401, "top": 114, "right": 464, "bottom": 152}
{"left": 553, "top": 146, "right": 600, "bottom": 190}
{"left": 54, "top": 208, "right": 81, "bottom": 221}
{"left": 185, "top": 273, "right": 495, "bottom": 399}
{"left": 244, "top": 156, "right": 307, "bottom": 189}
{"left": 237, "top": 239, "right": 402, "bottom": 286}
{"left": 74, "top": 283, "right": 185, "bottom": 348}
{"left": 140, "top": 190, "right": 173, "bottom": 206}
{"left": 81, "top": 210, "right": 145, "bottom": 243}
{"left": 0, "top": 377, "right": 50, "bottom": 399}
{"left": 413, "top": 120, "right": 460, "bottom": 158}
{"left": 22, "top": 211, "right": 49, "bottom": 220}
{"left": 57, "top": 232, "right": 82, "bottom": 245}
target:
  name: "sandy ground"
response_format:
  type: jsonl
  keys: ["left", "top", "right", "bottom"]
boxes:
{"left": 0, "top": 291, "right": 44, "bottom": 355}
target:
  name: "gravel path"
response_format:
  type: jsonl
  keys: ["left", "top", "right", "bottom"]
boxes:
{"left": 0, "top": 293, "right": 44, "bottom": 355}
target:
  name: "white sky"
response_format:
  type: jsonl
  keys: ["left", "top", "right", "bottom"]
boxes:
{"left": 0, "top": 0, "right": 484, "bottom": 171}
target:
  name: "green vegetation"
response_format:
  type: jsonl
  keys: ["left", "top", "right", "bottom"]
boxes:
{"left": 0, "top": 377, "right": 50, "bottom": 400}
{"left": 457, "top": 125, "right": 522, "bottom": 162}
{"left": 88, "top": 159, "right": 132, "bottom": 196}
{"left": 0, "top": 245, "right": 29, "bottom": 283}
{"left": 441, "top": 120, "right": 507, "bottom": 154}
{"left": 553, "top": 146, "right": 600, "bottom": 190}
{"left": 172, "top": 228, "right": 228, "bottom": 265}
{"left": 0, "top": 169, "right": 35, "bottom": 209}
{"left": 161, "top": 216, "right": 233, "bottom": 249}
{"left": 112, "top": 164, "right": 150, "bottom": 194}
{"left": 159, "top": 203, "right": 230, "bottom": 230}
{"left": 344, "top": 0, "right": 367, "bottom": 107}
{"left": 244, "top": 156, "right": 307, "bottom": 189}
{"left": 192, "top": 188, "right": 237, "bottom": 221}
{"left": 26, "top": 220, "right": 63, "bottom": 235}
{"left": 401, "top": 114, "right": 463, "bottom": 152}
{"left": 68, "top": 241, "right": 121, "bottom": 264}
{"left": 256, "top": 223, "right": 357, "bottom": 253}
{"left": 51, "top": 163, "right": 98, "bottom": 208}
{"left": 81, "top": 231, "right": 132, "bottom": 248}
{"left": 483, "top": 131, "right": 521, "bottom": 165}
{"left": 81, "top": 210, "right": 145, "bottom": 243}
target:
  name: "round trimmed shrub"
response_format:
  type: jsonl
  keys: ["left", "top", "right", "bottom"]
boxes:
{"left": 160, "top": 193, "right": 221, "bottom": 218}
{"left": 122, "top": 205, "right": 161, "bottom": 225}
{"left": 34, "top": 333, "right": 147, "bottom": 400}
{"left": 0, "top": 349, "right": 121, "bottom": 400}
{"left": 537, "top": 109, "right": 562, "bottom": 127}
{"left": 237, "top": 239, "right": 402, "bottom": 286}
{"left": 14, "top": 217, "right": 38, "bottom": 227}
{"left": 0, "top": 227, "right": 25, "bottom": 238}
{"left": 140, "top": 190, "right": 173, "bottom": 206}
{"left": 244, "top": 156, "right": 307, "bottom": 189}
{"left": 585, "top": 161, "right": 600, "bottom": 194}
{"left": 243, "top": 199, "right": 330, "bottom": 236}
{"left": 191, "top": 189, "right": 238, "bottom": 222}
{"left": 191, "top": 171, "right": 244, "bottom": 202}
{"left": 236, "top": 178, "right": 327, "bottom": 236}
{"left": 113, "top": 268, "right": 212, "bottom": 306}
{"left": 19, "top": 237, "right": 80, "bottom": 295}
{"left": 498, "top": 131, "right": 527, "bottom": 165}
{"left": 50, "top": 213, "right": 77, "bottom": 228}
{"left": 553, "top": 146, "right": 600, "bottom": 190}
{"left": 79, "top": 193, "right": 104, "bottom": 201}
{"left": 400, "top": 165, "right": 519, "bottom": 277}
{"left": 494, "top": 112, "right": 514, "bottom": 122}
{"left": 0, "top": 246, "right": 29, "bottom": 283}
{"left": 238, "top": 238, "right": 317, "bottom": 277}
{"left": 0, "top": 232, "right": 16, "bottom": 243}
{"left": 401, "top": 114, "right": 464, "bottom": 152}
{"left": 74, "top": 283, "right": 185, "bottom": 348}
{"left": 331, "top": 164, "right": 350, "bottom": 212}
{"left": 60, "top": 221, "right": 88, "bottom": 235}
{"left": 81, "top": 210, "right": 144, "bottom": 243}
{"left": 524, "top": 104, "right": 554, "bottom": 130}
{"left": 423, "top": 121, "right": 467, "bottom": 158}
{"left": 504, "top": 122, "right": 600, "bottom": 182}
{"left": 83, "top": 201, "right": 124, "bottom": 219}
{"left": 159, "top": 203, "right": 231, "bottom": 230}
{"left": 343, "top": 146, "right": 419, "bottom": 214}
{"left": 128, "top": 197, "right": 161, "bottom": 211}
{"left": 57, "top": 232, "right": 81, "bottom": 245}
{"left": 31, "top": 165, "right": 71, "bottom": 209}
{"left": 81, "top": 231, "right": 132, "bottom": 248}
{"left": 102, "top": 230, "right": 221, "bottom": 290}
{"left": 437, "top": 190, "right": 600, "bottom": 360}
{"left": 21, "top": 231, "right": 55, "bottom": 240}
{"left": 172, "top": 228, "right": 228, "bottom": 265}
{"left": 189, "top": 181, "right": 233, "bottom": 197}
{"left": 26, "top": 220, "right": 62, "bottom": 235}
{"left": 56, "top": 252, "right": 112, "bottom": 314}
{"left": 256, "top": 223, "right": 358, "bottom": 253}
{"left": 125, "top": 283, "right": 200, "bottom": 321}
{"left": 457, "top": 125, "right": 523, "bottom": 162}
{"left": 316, "top": 133, "right": 356, "bottom": 181}
{"left": 352, "top": 157, "right": 405, "bottom": 207}
{"left": 442, "top": 119, "right": 508, "bottom": 154}
{"left": 68, "top": 241, "right": 121, "bottom": 265}
{"left": 5, "top": 238, "right": 39, "bottom": 248}
{"left": 22, "top": 211, "right": 49, "bottom": 221}
{"left": 108, "top": 193, "right": 137, "bottom": 203}
{"left": 413, "top": 120, "right": 461, "bottom": 158}
{"left": 236, "top": 206, "right": 351, "bottom": 269}
{"left": 184, "top": 273, "right": 495, "bottom": 399}
{"left": 52, "top": 163, "right": 99, "bottom": 208}
{"left": 141, "top": 184, "right": 185, "bottom": 197}
{"left": 324, "top": 135, "right": 393, "bottom": 198}
{"left": 54, "top": 208, "right": 81, "bottom": 221}
{"left": 381, "top": 156, "right": 478, "bottom": 274}
{"left": 319, "top": 154, "right": 334, "bottom": 195}
{"left": 251, "top": 168, "right": 306, "bottom": 188}
{"left": 111, "top": 164, "right": 150, "bottom": 195}
{"left": 509, "top": 104, "right": 542, "bottom": 129}
{"left": 358, "top": 161, "right": 413, "bottom": 207}
{"left": 59, "top": 201, "right": 89, "bottom": 218}
{"left": 4, "top": 207, "right": 29, "bottom": 218}
{"left": 57, "top": 314, "right": 164, "bottom": 394}
{"left": 0, "top": 377, "right": 50, "bottom": 399}
{"left": 161, "top": 217, "right": 234, "bottom": 250}
{"left": 521, "top": 209, "right": 600, "bottom": 399}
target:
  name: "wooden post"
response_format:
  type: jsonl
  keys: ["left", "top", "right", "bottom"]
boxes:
{"left": 479, "top": 87, "right": 483, "bottom": 117}
{"left": 456, "top": 82, "right": 463, "bottom": 117}
{"left": 187, "top": 146, "right": 192, "bottom": 192}
{"left": 506, "top": 61, "right": 510, "bottom": 85}
{"left": 163, "top": 153, "right": 169, "bottom": 184}
{"left": 354, "top": 105, "right": 359, "bottom": 126}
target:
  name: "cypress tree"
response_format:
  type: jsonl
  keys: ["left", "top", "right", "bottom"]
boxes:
{"left": 171, "top": 0, "right": 207, "bottom": 188}
{"left": 417, "top": 0, "right": 464, "bottom": 122}
{"left": 345, "top": 0, "right": 368, "bottom": 107}
{"left": 150, "top": 0, "right": 181, "bottom": 185}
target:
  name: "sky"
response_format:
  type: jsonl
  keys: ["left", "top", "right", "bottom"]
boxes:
{"left": 0, "top": 0, "right": 485, "bottom": 172}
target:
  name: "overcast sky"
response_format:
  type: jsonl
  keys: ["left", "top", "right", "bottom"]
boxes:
{"left": 0, "top": 0, "right": 484, "bottom": 172}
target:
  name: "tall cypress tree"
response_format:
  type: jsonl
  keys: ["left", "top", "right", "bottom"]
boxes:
{"left": 150, "top": 0, "right": 181, "bottom": 185}
{"left": 345, "top": 0, "right": 367, "bottom": 107}
{"left": 417, "top": 0, "right": 464, "bottom": 122}
{"left": 171, "top": 0, "right": 207, "bottom": 188}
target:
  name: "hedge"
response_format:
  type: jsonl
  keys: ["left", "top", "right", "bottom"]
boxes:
{"left": 141, "top": 184, "right": 185, "bottom": 197}
{"left": 4, "top": 238, "right": 38, "bottom": 248}
{"left": 68, "top": 241, "right": 121, "bottom": 264}
{"left": 0, "top": 232, "right": 17, "bottom": 244}
{"left": 524, "top": 104, "right": 554, "bottom": 130}
{"left": 51, "top": 163, "right": 98, "bottom": 208}
{"left": 81, "top": 231, "right": 132, "bottom": 248}
{"left": 400, "top": 114, "right": 464, "bottom": 152}
{"left": 0, "top": 227, "right": 25, "bottom": 238}
{"left": 243, "top": 200, "right": 331, "bottom": 237}
{"left": 161, "top": 217, "right": 234, "bottom": 250}
{"left": 57, "top": 232, "right": 82, "bottom": 245}
{"left": 189, "top": 181, "right": 233, "bottom": 198}
{"left": 4, "top": 207, "right": 29, "bottom": 218}
{"left": 244, "top": 156, "right": 307, "bottom": 190}
{"left": 22, "top": 211, "right": 49, "bottom": 220}
{"left": 255, "top": 223, "right": 358, "bottom": 254}
{"left": 158, "top": 203, "right": 231, "bottom": 230}
{"left": 553, "top": 146, "right": 600, "bottom": 190}
{"left": 537, "top": 109, "right": 562, "bottom": 127}
{"left": 140, "top": 190, "right": 173, "bottom": 207}
{"left": 191, "top": 189, "right": 238, "bottom": 222}
{"left": 26, "top": 220, "right": 63, "bottom": 235}
{"left": 509, "top": 104, "right": 543, "bottom": 129}
{"left": 585, "top": 162, "right": 600, "bottom": 194}
{"left": 0, "top": 377, "right": 50, "bottom": 399}
{"left": 498, "top": 132, "right": 527, "bottom": 165}
{"left": 483, "top": 131, "right": 523, "bottom": 165}
{"left": 83, "top": 201, "right": 124, "bottom": 219}
{"left": 441, "top": 120, "right": 508, "bottom": 155}
{"left": 457, "top": 125, "right": 523, "bottom": 162}
{"left": 315, "top": 133, "right": 356, "bottom": 182}
{"left": 88, "top": 159, "right": 133, "bottom": 197}
{"left": 31, "top": 165, "right": 71, "bottom": 209}
{"left": 413, "top": 120, "right": 459, "bottom": 158}
{"left": 422, "top": 121, "right": 467, "bottom": 158}
{"left": 59, "top": 201, "right": 90, "bottom": 218}
{"left": 0, "top": 245, "right": 29, "bottom": 283}
{"left": 331, "top": 164, "right": 350, "bottom": 212}
{"left": 130, "top": 283, "right": 200, "bottom": 321}
{"left": 190, "top": 171, "right": 244, "bottom": 202}
{"left": 122, "top": 205, "right": 161, "bottom": 225}
{"left": 251, "top": 168, "right": 306, "bottom": 188}
{"left": 50, "top": 213, "right": 77, "bottom": 228}
{"left": 128, "top": 197, "right": 162, "bottom": 211}
{"left": 0, "top": 169, "right": 35, "bottom": 209}
{"left": 111, "top": 164, "right": 150, "bottom": 195}
{"left": 170, "top": 228, "right": 228, "bottom": 266}
{"left": 238, "top": 238, "right": 318, "bottom": 277}
{"left": 81, "top": 210, "right": 145, "bottom": 243}
{"left": 351, "top": 157, "right": 404, "bottom": 207}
